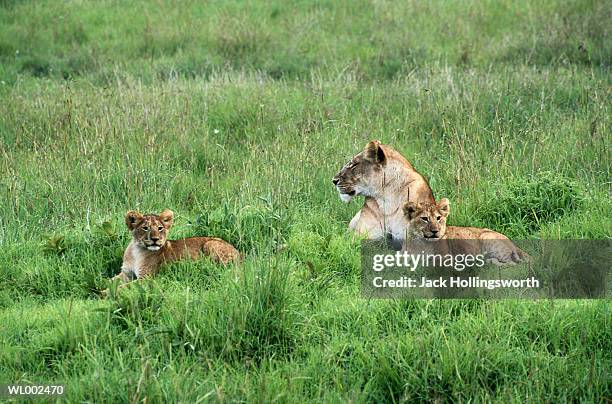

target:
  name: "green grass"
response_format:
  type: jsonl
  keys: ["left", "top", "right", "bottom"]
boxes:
{"left": 0, "top": 0, "right": 610, "bottom": 402}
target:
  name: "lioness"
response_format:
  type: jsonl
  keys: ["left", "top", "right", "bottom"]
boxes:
{"left": 402, "top": 198, "right": 528, "bottom": 265}
{"left": 110, "top": 209, "right": 240, "bottom": 285}
{"left": 332, "top": 140, "right": 435, "bottom": 241}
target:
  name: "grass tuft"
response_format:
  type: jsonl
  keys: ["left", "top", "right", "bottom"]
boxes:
{"left": 474, "top": 172, "right": 586, "bottom": 236}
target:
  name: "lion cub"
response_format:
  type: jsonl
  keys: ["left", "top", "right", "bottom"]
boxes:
{"left": 402, "top": 198, "right": 528, "bottom": 265}
{"left": 111, "top": 209, "right": 240, "bottom": 285}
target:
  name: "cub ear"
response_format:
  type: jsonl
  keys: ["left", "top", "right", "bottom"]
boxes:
{"left": 158, "top": 209, "right": 174, "bottom": 228}
{"left": 403, "top": 201, "right": 420, "bottom": 220}
{"left": 364, "top": 140, "right": 386, "bottom": 164}
{"left": 125, "top": 211, "right": 143, "bottom": 230}
{"left": 437, "top": 198, "right": 450, "bottom": 217}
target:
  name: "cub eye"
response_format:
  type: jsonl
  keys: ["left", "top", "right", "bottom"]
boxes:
{"left": 158, "top": 226, "right": 163, "bottom": 231}
{"left": 436, "top": 216, "right": 442, "bottom": 221}
{"left": 420, "top": 217, "right": 429, "bottom": 222}
{"left": 142, "top": 226, "right": 149, "bottom": 231}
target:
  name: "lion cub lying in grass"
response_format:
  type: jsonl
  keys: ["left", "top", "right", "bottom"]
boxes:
{"left": 108, "top": 209, "right": 240, "bottom": 289}
{"left": 402, "top": 198, "right": 528, "bottom": 265}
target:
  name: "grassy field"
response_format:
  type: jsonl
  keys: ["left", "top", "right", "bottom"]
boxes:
{"left": 0, "top": 0, "right": 610, "bottom": 402}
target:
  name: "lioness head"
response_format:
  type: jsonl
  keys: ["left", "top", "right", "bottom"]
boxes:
{"left": 125, "top": 209, "right": 174, "bottom": 251}
{"left": 332, "top": 140, "right": 387, "bottom": 202}
{"left": 403, "top": 198, "right": 450, "bottom": 240}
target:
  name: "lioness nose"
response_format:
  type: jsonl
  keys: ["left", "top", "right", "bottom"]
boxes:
{"left": 431, "top": 230, "right": 438, "bottom": 235}
{"left": 151, "top": 237, "right": 159, "bottom": 242}
{"left": 332, "top": 178, "right": 339, "bottom": 185}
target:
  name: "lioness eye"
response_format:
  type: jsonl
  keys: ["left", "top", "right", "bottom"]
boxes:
{"left": 421, "top": 217, "right": 428, "bottom": 222}
{"left": 436, "top": 216, "right": 441, "bottom": 221}
{"left": 158, "top": 226, "right": 163, "bottom": 231}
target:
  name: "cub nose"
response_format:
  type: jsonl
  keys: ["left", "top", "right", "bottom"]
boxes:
{"left": 332, "top": 178, "right": 339, "bottom": 185}
{"left": 151, "top": 237, "right": 160, "bottom": 242}
{"left": 431, "top": 230, "right": 438, "bottom": 236}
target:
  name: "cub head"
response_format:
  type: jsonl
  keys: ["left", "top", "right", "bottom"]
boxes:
{"left": 403, "top": 198, "right": 450, "bottom": 240}
{"left": 125, "top": 209, "right": 174, "bottom": 251}
{"left": 332, "top": 140, "right": 387, "bottom": 202}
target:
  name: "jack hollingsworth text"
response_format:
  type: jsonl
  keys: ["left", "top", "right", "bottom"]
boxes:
{"left": 373, "top": 276, "right": 540, "bottom": 290}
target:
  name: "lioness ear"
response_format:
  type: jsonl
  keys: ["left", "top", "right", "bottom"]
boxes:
{"left": 403, "top": 201, "right": 420, "bottom": 220}
{"left": 364, "top": 140, "right": 386, "bottom": 164}
{"left": 159, "top": 209, "right": 174, "bottom": 229}
{"left": 438, "top": 198, "right": 450, "bottom": 217}
{"left": 125, "top": 211, "right": 143, "bottom": 230}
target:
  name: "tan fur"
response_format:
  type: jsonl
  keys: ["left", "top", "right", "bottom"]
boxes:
{"left": 332, "top": 140, "right": 435, "bottom": 241}
{"left": 110, "top": 209, "right": 240, "bottom": 286}
{"left": 402, "top": 198, "right": 529, "bottom": 265}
